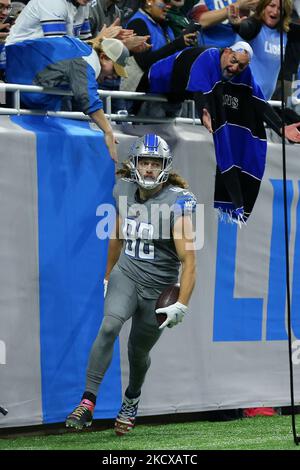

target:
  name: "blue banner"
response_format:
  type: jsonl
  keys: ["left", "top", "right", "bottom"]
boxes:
{"left": 11, "top": 116, "right": 121, "bottom": 422}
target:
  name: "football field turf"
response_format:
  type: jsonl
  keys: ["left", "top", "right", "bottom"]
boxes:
{"left": 0, "top": 415, "right": 300, "bottom": 450}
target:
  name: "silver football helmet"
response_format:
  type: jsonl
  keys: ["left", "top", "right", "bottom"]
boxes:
{"left": 128, "top": 134, "right": 173, "bottom": 190}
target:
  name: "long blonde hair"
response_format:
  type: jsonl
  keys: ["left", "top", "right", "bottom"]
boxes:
{"left": 254, "top": 0, "right": 293, "bottom": 32}
{"left": 116, "top": 161, "right": 189, "bottom": 189}
{"left": 86, "top": 37, "right": 105, "bottom": 55}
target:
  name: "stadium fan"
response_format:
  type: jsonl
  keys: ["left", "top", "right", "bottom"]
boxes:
{"left": 88, "top": 1, "right": 149, "bottom": 52}
{"left": 189, "top": 0, "right": 258, "bottom": 47}
{"left": 117, "top": 0, "right": 140, "bottom": 22}
{"left": 6, "top": 36, "right": 131, "bottom": 161}
{"left": 228, "top": 0, "right": 300, "bottom": 101}
{"left": 120, "top": 0, "right": 197, "bottom": 95}
{"left": 6, "top": 0, "right": 93, "bottom": 45}
{"left": 65, "top": 134, "right": 197, "bottom": 435}
{"left": 88, "top": 1, "right": 150, "bottom": 114}
{"left": 89, "top": 0, "right": 122, "bottom": 37}
{"left": 166, "top": 0, "right": 191, "bottom": 37}
{"left": 6, "top": 0, "right": 151, "bottom": 51}
{"left": 146, "top": 42, "right": 300, "bottom": 223}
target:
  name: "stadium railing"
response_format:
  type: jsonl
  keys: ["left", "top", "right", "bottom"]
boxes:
{"left": 0, "top": 82, "right": 297, "bottom": 126}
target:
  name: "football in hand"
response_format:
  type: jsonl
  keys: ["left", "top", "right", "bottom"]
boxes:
{"left": 155, "top": 284, "right": 180, "bottom": 326}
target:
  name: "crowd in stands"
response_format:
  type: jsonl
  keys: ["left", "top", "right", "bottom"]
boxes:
{"left": 0, "top": 0, "right": 299, "bottom": 118}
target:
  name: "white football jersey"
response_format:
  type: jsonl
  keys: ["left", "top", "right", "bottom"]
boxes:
{"left": 6, "top": 0, "right": 91, "bottom": 45}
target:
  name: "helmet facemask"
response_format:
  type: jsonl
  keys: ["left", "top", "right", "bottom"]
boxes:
{"left": 128, "top": 134, "right": 173, "bottom": 190}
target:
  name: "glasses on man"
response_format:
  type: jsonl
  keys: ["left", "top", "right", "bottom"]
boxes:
{"left": 0, "top": 4, "right": 13, "bottom": 13}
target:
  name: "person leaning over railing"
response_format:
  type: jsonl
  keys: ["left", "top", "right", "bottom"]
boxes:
{"left": 88, "top": 1, "right": 152, "bottom": 114}
{"left": 5, "top": 36, "right": 131, "bottom": 162}
{"left": 145, "top": 42, "right": 300, "bottom": 222}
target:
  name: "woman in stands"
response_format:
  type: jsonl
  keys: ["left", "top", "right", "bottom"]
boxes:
{"left": 123, "top": 0, "right": 197, "bottom": 99}
{"left": 228, "top": 0, "right": 299, "bottom": 100}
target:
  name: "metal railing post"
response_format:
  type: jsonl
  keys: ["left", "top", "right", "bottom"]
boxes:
{"left": 13, "top": 90, "right": 21, "bottom": 114}
{"left": 191, "top": 100, "right": 196, "bottom": 125}
{"left": 106, "top": 96, "right": 112, "bottom": 120}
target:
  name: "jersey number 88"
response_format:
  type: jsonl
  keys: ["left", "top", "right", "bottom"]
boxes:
{"left": 123, "top": 218, "right": 155, "bottom": 260}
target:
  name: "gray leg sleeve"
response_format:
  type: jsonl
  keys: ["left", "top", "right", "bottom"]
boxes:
{"left": 85, "top": 265, "right": 138, "bottom": 397}
{"left": 85, "top": 314, "right": 123, "bottom": 397}
{"left": 126, "top": 297, "right": 163, "bottom": 398}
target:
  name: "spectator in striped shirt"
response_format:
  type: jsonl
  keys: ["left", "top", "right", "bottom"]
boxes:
{"left": 6, "top": 0, "right": 92, "bottom": 45}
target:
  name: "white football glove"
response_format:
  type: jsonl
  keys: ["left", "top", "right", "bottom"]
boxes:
{"left": 103, "top": 279, "right": 108, "bottom": 298}
{"left": 155, "top": 302, "right": 188, "bottom": 330}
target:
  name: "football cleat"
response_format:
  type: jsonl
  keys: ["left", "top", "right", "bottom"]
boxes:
{"left": 65, "top": 399, "right": 95, "bottom": 430}
{"left": 114, "top": 394, "right": 140, "bottom": 436}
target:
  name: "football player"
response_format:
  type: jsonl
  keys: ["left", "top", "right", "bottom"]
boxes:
{"left": 66, "top": 134, "right": 197, "bottom": 435}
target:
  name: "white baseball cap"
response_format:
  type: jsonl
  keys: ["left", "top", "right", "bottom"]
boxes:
{"left": 101, "top": 38, "right": 129, "bottom": 78}
{"left": 230, "top": 41, "right": 253, "bottom": 60}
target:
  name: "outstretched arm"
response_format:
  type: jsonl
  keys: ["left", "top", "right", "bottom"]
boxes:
{"left": 90, "top": 109, "right": 118, "bottom": 162}
{"left": 191, "top": 0, "right": 258, "bottom": 29}
{"left": 193, "top": 92, "right": 213, "bottom": 132}
{"left": 257, "top": 100, "right": 300, "bottom": 143}
{"left": 283, "top": 122, "right": 300, "bottom": 143}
